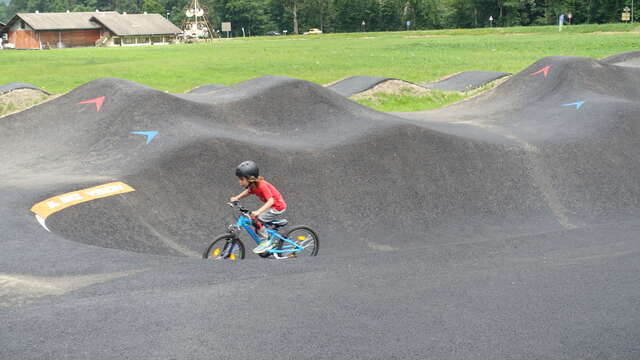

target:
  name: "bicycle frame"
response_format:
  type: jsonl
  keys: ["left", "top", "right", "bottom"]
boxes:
{"left": 232, "top": 210, "right": 305, "bottom": 255}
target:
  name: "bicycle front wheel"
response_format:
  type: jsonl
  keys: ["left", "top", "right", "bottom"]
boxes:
{"left": 285, "top": 226, "right": 319, "bottom": 257}
{"left": 203, "top": 235, "right": 245, "bottom": 260}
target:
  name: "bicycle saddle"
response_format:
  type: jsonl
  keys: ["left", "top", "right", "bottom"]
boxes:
{"left": 265, "top": 219, "right": 288, "bottom": 228}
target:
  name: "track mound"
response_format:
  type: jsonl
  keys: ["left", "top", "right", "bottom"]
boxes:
{"left": 431, "top": 56, "right": 640, "bottom": 137}
{"left": 601, "top": 50, "right": 640, "bottom": 68}
{"left": 327, "top": 76, "right": 393, "bottom": 96}
{"left": 328, "top": 72, "right": 511, "bottom": 97}
{"left": 2, "top": 55, "right": 640, "bottom": 258}
{"left": 186, "top": 84, "right": 229, "bottom": 94}
{"left": 421, "top": 71, "right": 511, "bottom": 91}
{"left": 0, "top": 82, "right": 49, "bottom": 96}
{"left": 398, "top": 55, "right": 640, "bottom": 226}
{"left": 0, "top": 77, "right": 549, "bottom": 256}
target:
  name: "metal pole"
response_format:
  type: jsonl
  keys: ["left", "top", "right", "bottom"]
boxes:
{"left": 633, "top": 0, "right": 635, "bottom": 23}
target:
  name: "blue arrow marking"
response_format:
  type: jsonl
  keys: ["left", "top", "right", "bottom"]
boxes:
{"left": 130, "top": 131, "right": 158, "bottom": 144}
{"left": 561, "top": 101, "right": 585, "bottom": 110}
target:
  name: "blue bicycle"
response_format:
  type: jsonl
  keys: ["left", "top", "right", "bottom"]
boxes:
{"left": 203, "top": 202, "right": 319, "bottom": 260}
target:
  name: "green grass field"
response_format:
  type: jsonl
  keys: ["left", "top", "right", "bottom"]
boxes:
{"left": 0, "top": 23, "right": 638, "bottom": 111}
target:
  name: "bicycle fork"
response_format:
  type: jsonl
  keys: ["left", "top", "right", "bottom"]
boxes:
{"left": 218, "top": 235, "right": 238, "bottom": 260}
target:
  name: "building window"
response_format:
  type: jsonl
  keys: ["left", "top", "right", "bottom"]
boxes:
{"left": 123, "top": 36, "right": 135, "bottom": 45}
{"left": 20, "top": 20, "right": 25, "bottom": 29}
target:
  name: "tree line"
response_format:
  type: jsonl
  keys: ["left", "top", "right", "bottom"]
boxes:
{"left": 1, "top": 0, "right": 636, "bottom": 36}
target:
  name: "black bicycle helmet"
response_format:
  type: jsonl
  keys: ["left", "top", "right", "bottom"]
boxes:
{"left": 235, "top": 160, "right": 259, "bottom": 178}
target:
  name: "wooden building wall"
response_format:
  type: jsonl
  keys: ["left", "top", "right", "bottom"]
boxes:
{"left": 8, "top": 29, "right": 101, "bottom": 49}
{"left": 8, "top": 30, "right": 39, "bottom": 49}
{"left": 39, "top": 29, "right": 101, "bottom": 48}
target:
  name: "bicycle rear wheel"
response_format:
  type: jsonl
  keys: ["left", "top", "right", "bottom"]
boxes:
{"left": 284, "top": 226, "right": 319, "bottom": 257}
{"left": 203, "top": 235, "right": 245, "bottom": 260}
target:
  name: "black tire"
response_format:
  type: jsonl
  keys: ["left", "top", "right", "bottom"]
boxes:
{"left": 284, "top": 226, "right": 319, "bottom": 257}
{"left": 203, "top": 234, "right": 245, "bottom": 260}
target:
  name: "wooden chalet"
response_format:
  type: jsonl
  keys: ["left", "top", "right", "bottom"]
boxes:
{"left": 0, "top": 11, "right": 182, "bottom": 50}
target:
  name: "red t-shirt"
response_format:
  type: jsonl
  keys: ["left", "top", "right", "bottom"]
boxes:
{"left": 248, "top": 180, "right": 287, "bottom": 211}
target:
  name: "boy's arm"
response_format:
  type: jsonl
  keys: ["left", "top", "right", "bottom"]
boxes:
{"left": 230, "top": 189, "right": 250, "bottom": 202}
{"left": 253, "top": 198, "right": 274, "bottom": 217}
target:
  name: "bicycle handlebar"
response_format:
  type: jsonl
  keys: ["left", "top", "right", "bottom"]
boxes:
{"left": 227, "top": 201, "right": 250, "bottom": 214}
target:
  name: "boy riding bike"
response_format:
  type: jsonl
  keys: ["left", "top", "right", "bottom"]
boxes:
{"left": 229, "top": 160, "right": 287, "bottom": 254}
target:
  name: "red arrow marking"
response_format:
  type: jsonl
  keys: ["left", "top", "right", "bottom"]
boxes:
{"left": 78, "top": 96, "right": 106, "bottom": 112}
{"left": 530, "top": 66, "right": 551, "bottom": 78}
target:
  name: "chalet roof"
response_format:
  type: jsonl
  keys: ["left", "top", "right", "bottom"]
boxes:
{"left": 90, "top": 14, "right": 182, "bottom": 36}
{"left": 0, "top": 12, "right": 181, "bottom": 36}
{"left": 12, "top": 12, "right": 118, "bottom": 31}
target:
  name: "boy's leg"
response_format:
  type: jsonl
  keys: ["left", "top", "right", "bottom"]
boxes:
{"left": 256, "top": 209, "right": 285, "bottom": 237}
{"left": 253, "top": 209, "right": 285, "bottom": 253}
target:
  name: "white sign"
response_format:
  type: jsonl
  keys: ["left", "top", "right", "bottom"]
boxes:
{"left": 221, "top": 22, "right": 231, "bottom": 32}
{"left": 559, "top": 14, "right": 565, "bottom": 31}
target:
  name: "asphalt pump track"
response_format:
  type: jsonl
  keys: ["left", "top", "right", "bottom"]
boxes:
{"left": 327, "top": 72, "right": 511, "bottom": 97}
{"left": 419, "top": 71, "right": 511, "bottom": 91}
{"left": 0, "top": 82, "right": 50, "bottom": 96}
{"left": 1, "top": 54, "right": 639, "bottom": 359}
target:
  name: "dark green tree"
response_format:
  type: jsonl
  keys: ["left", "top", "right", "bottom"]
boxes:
{"left": 72, "top": 0, "right": 98, "bottom": 11}
{"left": 333, "top": 0, "right": 379, "bottom": 32}
{"left": 499, "top": 0, "right": 524, "bottom": 26}
{"left": 215, "top": 0, "right": 271, "bottom": 36}
{"left": 142, "top": 0, "right": 164, "bottom": 14}
{"left": 48, "top": 0, "right": 75, "bottom": 12}
{"left": 283, "top": 0, "right": 302, "bottom": 34}
{"left": 378, "top": 0, "right": 401, "bottom": 31}
{"left": 303, "top": 0, "right": 330, "bottom": 31}
{"left": 7, "top": 0, "right": 28, "bottom": 17}
{"left": 0, "top": 2, "right": 7, "bottom": 22}
{"left": 414, "top": 0, "right": 447, "bottom": 29}
{"left": 114, "top": 0, "right": 140, "bottom": 13}
{"left": 265, "top": 0, "right": 287, "bottom": 32}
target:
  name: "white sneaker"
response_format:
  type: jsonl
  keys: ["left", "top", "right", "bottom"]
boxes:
{"left": 253, "top": 239, "right": 273, "bottom": 254}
